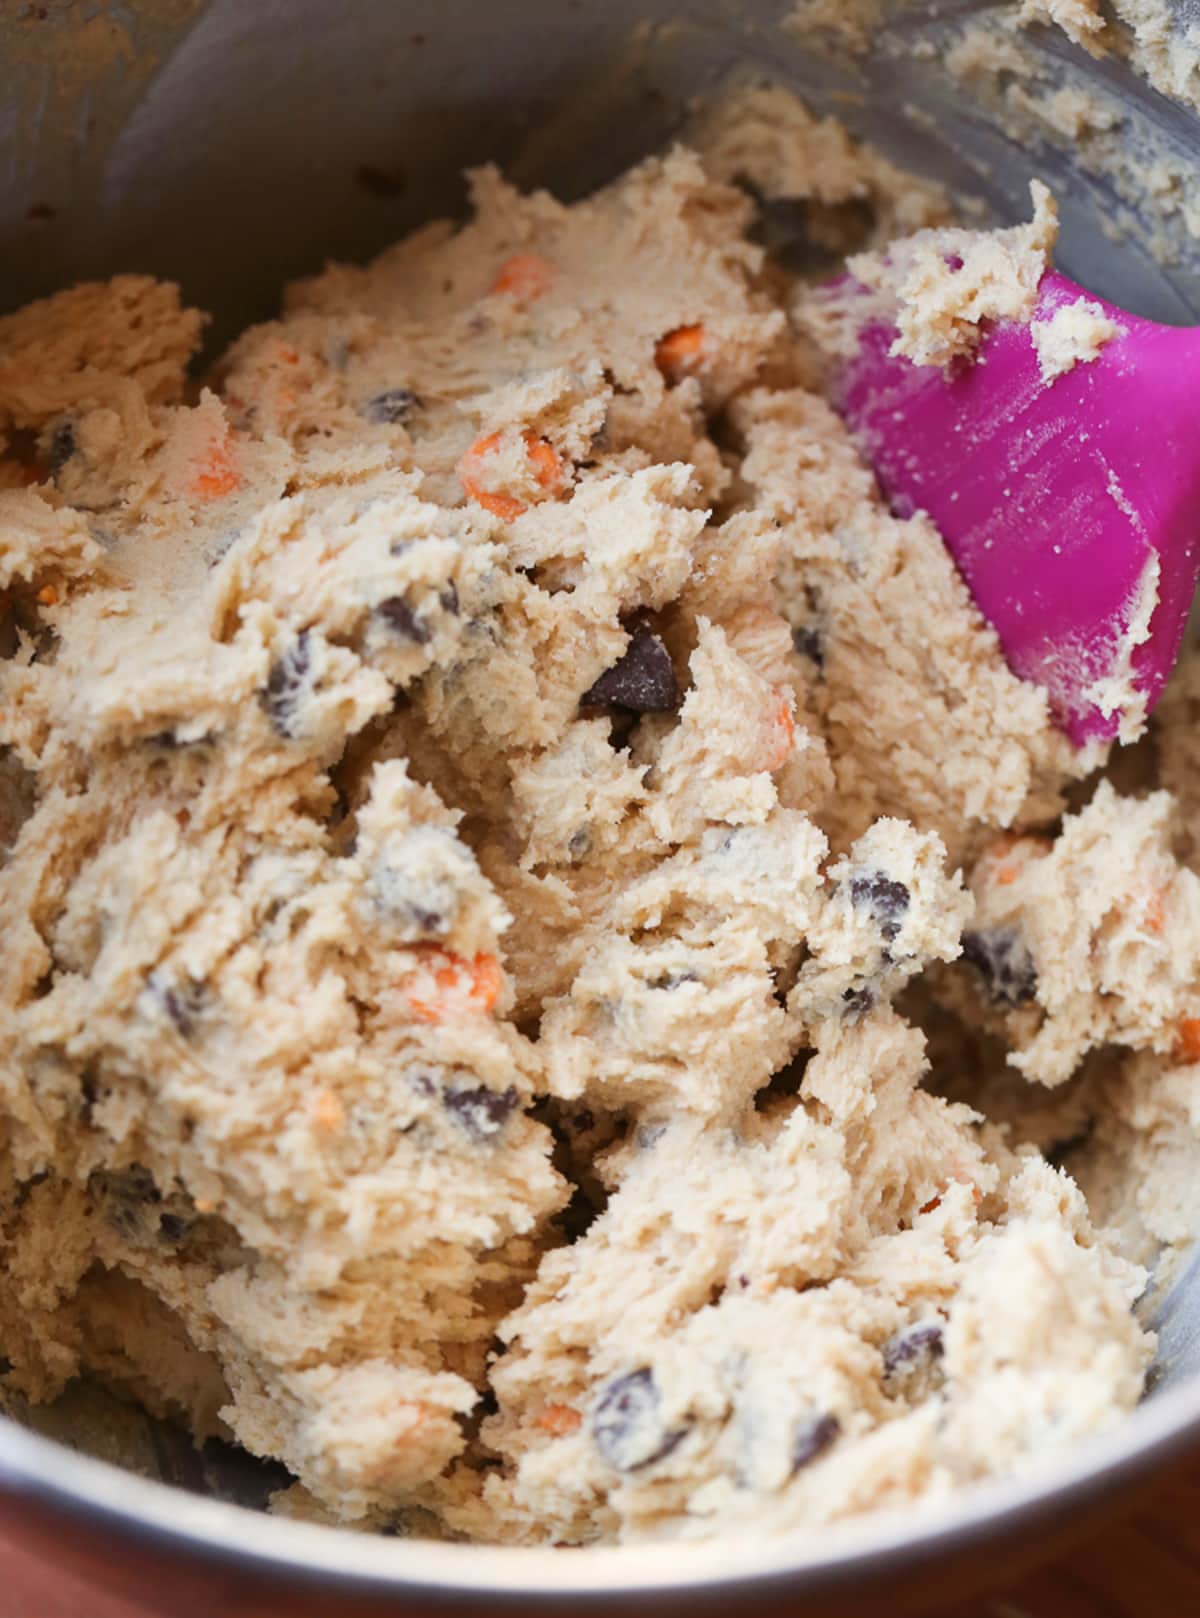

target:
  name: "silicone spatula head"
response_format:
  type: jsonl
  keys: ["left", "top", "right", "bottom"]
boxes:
{"left": 833, "top": 270, "right": 1200, "bottom": 746}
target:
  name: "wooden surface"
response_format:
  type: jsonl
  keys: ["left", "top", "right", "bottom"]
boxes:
{"left": 0, "top": 1455, "right": 1196, "bottom": 1617}
{"left": 935, "top": 1452, "right": 1200, "bottom": 1618}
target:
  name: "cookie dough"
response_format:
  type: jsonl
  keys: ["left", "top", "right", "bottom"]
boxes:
{"left": 0, "top": 91, "right": 1195, "bottom": 1546}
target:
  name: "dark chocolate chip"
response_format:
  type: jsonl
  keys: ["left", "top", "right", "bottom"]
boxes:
{"left": 261, "top": 630, "right": 312, "bottom": 738}
{"left": 93, "top": 1164, "right": 198, "bottom": 1248}
{"left": 960, "top": 927, "right": 1037, "bottom": 1007}
{"left": 791, "top": 624, "right": 824, "bottom": 667}
{"left": 791, "top": 1412, "right": 842, "bottom": 1472}
{"left": 377, "top": 596, "right": 431, "bottom": 644}
{"left": 581, "top": 628, "right": 678, "bottom": 713}
{"left": 91, "top": 1164, "right": 161, "bottom": 1241}
{"left": 159, "top": 978, "right": 208, "bottom": 1037}
{"left": 157, "top": 1211, "right": 193, "bottom": 1245}
{"left": 848, "top": 871, "right": 911, "bottom": 943}
{"left": 439, "top": 581, "right": 460, "bottom": 615}
{"left": 841, "top": 985, "right": 875, "bottom": 1020}
{"left": 48, "top": 420, "right": 76, "bottom": 474}
{"left": 442, "top": 1082, "right": 519, "bottom": 1141}
{"left": 649, "top": 969, "right": 698, "bottom": 990}
{"left": 882, "top": 1323, "right": 945, "bottom": 1381}
{"left": 362, "top": 388, "right": 420, "bottom": 424}
{"left": 592, "top": 1368, "right": 686, "bottom": 1472}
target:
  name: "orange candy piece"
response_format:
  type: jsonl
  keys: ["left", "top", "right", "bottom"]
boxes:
{"left": 655, "top": 323, "right": 706, "bottom": 384}
{"left": 535, "top": 1404, "right": 582, "bottom": 1437}
{"left": 406, "top": 950, "right": 503, "bottom": 1024}
{"left": 310, "top": 1089, "right": 345, "bottom": 1134}
{"left": 189, "top": 436, "right": 242, "bottom": 501}
{"left": 458, "top": 430, "right": 563, "bottom": 521}
{"left": 1144, "top": 892, "right": 1167, "bottom": 935}
{"left": 762, "top": 691, "right": 795, "bottom": 772}
{"left": 490, "top": 253, "right": 555, "bottom": 302}
{"left": 1175, "top": 1018, "right": 1200, "bottom": 1063}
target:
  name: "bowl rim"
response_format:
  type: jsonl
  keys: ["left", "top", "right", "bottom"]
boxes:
{"left": 0, "top": 1372, "right": 1197, "bottom": 1600}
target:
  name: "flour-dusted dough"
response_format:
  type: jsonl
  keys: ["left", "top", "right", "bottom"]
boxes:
{"left": 1031, "top": 296, "right": 1120, "bottom": 381}
{"left": 0, "top": 98, "right": 1190, "bottom": 1544}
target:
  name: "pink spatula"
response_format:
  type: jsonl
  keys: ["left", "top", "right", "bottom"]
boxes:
{"left": 834, "top": 270, "right": 1200, "bottom": 745}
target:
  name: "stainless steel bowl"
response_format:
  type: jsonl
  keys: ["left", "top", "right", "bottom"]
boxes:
{"left": 2, "top": 3, "right": 1199, "bottom": 1612}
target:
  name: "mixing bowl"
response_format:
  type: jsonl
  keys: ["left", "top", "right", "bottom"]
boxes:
{"left": 1, "top": 2, "right": 1199, "bottom": 1612}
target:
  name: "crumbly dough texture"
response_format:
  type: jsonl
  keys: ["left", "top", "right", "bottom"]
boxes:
{"left": 0, "top": 92, "right": 1195, "bottom": 1545}
{"left": 1031, "top": 296, "right": 1119, "bottom": 381}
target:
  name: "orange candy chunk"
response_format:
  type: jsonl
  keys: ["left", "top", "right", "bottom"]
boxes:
{"left": 458, "top": 430, "right": 563, "bottom": 521}
{"left": 188, "top": 436, "right": 241, "bottom": 501}
{"left": 490, "top": 253, "right": 555, "bottom": 302}
{"left": 405, "top": 950, "right": 503, "bottom": 1024}
{"left": 655, "top": 323, "right": 706, "bottom": 384}
{"left": 535, "top": 1404, "right": 582, "bottom": 1437}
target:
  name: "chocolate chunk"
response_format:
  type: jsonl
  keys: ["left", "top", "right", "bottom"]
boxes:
{"left": 439, "top": 581, "right": 460, "bottom": 615}
{"left": 581, "top": 628, "right": 678, "bottom": 713}
{"left": 649, "top": 969, "right": 699, "bottom": 990}
{"left": 960, "top": 927, "right": 1037, "bottom": 1007}
{"left": 791, "top": 623, "right": 823, "bottom": 667}
{"left": 93, "top": 1164, "right": 199, "bottom": 1247}
{"left": 882, "top": 1323, "right": 945, "bottom": 1381}
{"left": 157, "top": 1211, "right": 193, "bottom": 1245}
{"left": 48, "top": 420, "right": 76, "bottom": 474}
{"left": 362, "top": 388, "right": 419, "bottom": 424}
{"left": 261, "top": 630, "right": 312, "bottom": 738}
{"left": 377, "top": 596, "right": 431, "bottom": 644}
{"left": 592, "top": 1368, "right": 686, "bottom": 1472}
{"left": 849, "top": 871, "right": 911, "bottom": 943}
{"left": 91, "top": 1164, "right": 161, "bottom": 1241}
{"left": 791, "top": 1412, "right": 841, "bottom": 1472}
{"left": 158, "top": 977, "right": 208, "bottom": 1037}
{"left": 443, "top": 1082, "right": 519, "bottom": 1141}
{"left": 840, "top": 985, "right": 875, "bottom": 1020}
{"left": 407, "top": 901, "right": 447, "bottom": 934}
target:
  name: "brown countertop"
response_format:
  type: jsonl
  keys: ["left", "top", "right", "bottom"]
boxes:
{"left": 1, "top": 1452, "right": 1197, "bottom": 1617}
{"left": 936, "top": 1453, "right": 1200, "bottom": 1617}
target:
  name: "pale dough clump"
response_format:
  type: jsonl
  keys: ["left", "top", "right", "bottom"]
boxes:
{"left": 0, "top": 91, "right": 1192, "bottom": 1546}
{"left": 802, "top": 181, "right": 1059, "bottom": 370}
{"left": 1031, "top": 296, "right": 1120, "bottom": 381}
